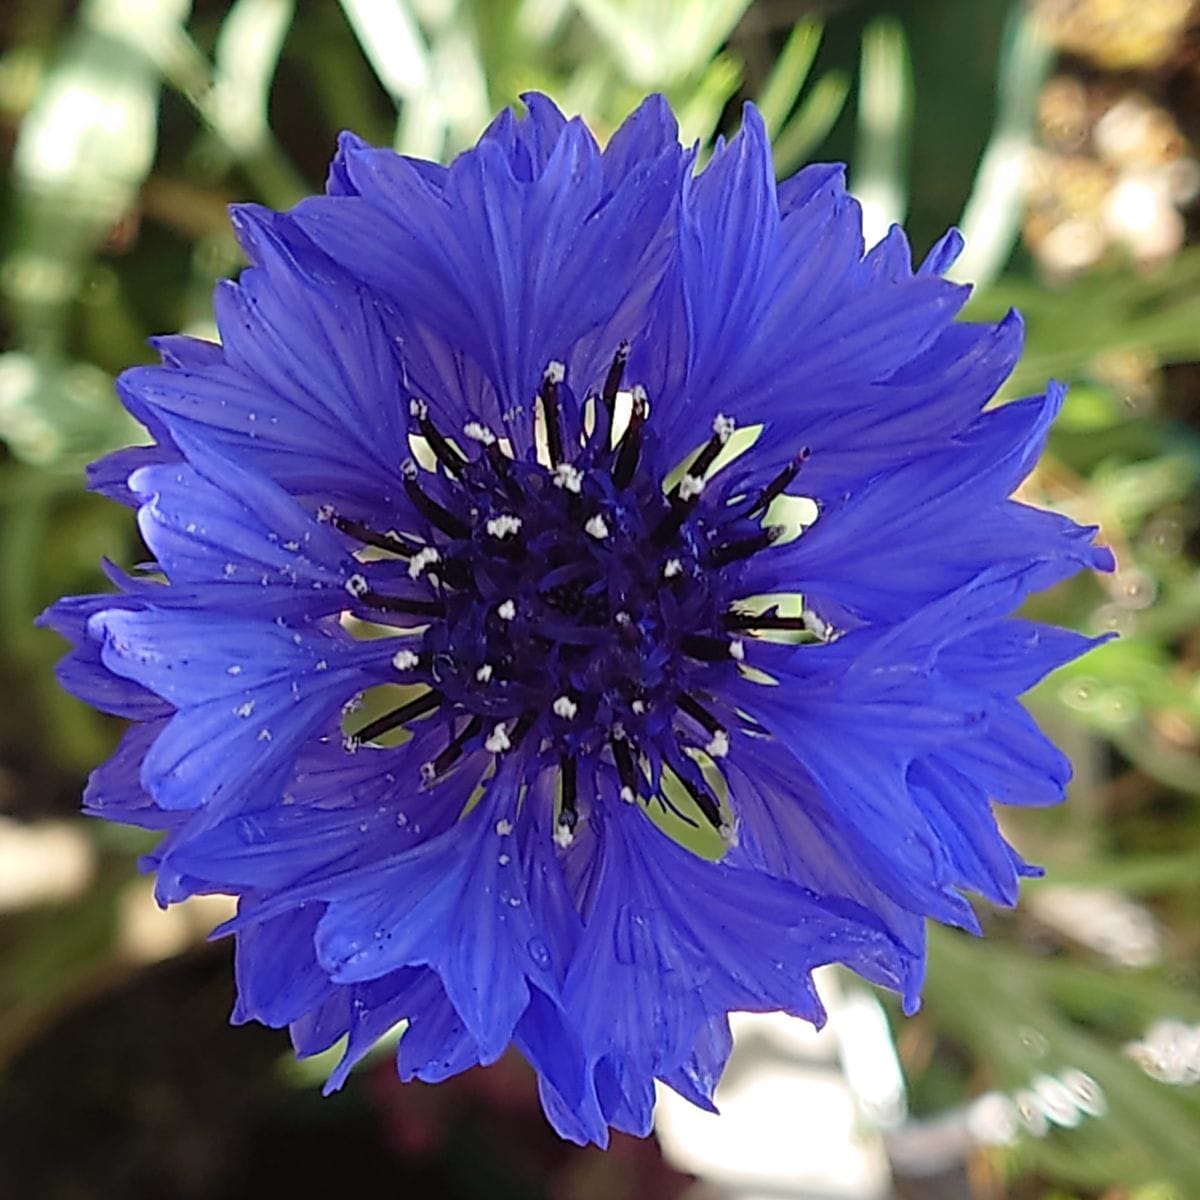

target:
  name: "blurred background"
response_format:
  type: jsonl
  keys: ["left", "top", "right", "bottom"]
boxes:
{"left": 1, "top": 0, "right": 1198, "bottom": 1196}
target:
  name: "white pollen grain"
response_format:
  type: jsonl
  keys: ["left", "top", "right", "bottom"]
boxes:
{"left": 802, "top": 609, "right": 833, "bottom": 641}
{"left": 679, "top": 474, "right": 705, "bottom": 501}
{"left": 631, "top": 699, "right": 646, "bottom": 715}
{"left": 257, "top": 727, "right": 272, "bottom": 742}
{"left": 706, "top": 730, "right": 730, "bottom": 759}
{"left": 620, "top": 786, "right": 636, "bottom": 804}
{"left": 345, "top": 573, "right": 369, "bottom": 598}
{"left": 663, "top": 558, "right": 682, "bottom": 579}
{"left": 283, "top": 540, "right": 300, "bottom": 552}
{"left": 498, "top": 853, "right": 511, "bottom": 866}
{"left": 485, "top": 723, "right": 511, "bottom": 754}
{"left": 233, "top": 701, "right": 255, "bottom": 718}
{"left": 712, "top": 413, "right": 735, "bottom": 444}
{"left": 495, "top": 818, "right": 513, "bottom": 836}
{"left": 553, "top": 463, "right": 582, "bottom": 493}
{"left": 729, "top": 639, "right": 746, "bottom": 661}
{"left": 407, "top": 547, "right": 440, "bottom": 579}
{"left": 223, "top": 562, "right": 237, "bottom": 577}
{"left": 226, "top": 665, "right": 243, "bottom": 676}
{"left": 317, "top": 504, "right": 335, "bottom": 523}
{"left": 553, "top": 695, "right": 578, "bottom": 720}
{"left": 584, "top": 514, "right": 609, "bottom": 540}
{"left": 464, "top": 421, "right": 496, "bottom": 446}
{"left": 392, "top": 649, "right": 420, "bottom": 671}
{"left": 553, "top": 822, "right": 575, "bottom": 848}
{"left": 409, "top": 397, "right": 427, "bottom": 418}
{"left": 497, "top": 599, "right": 516, "bottom": 621}
{"left": 486, "top": 513, "right": 522, "bottom": 539}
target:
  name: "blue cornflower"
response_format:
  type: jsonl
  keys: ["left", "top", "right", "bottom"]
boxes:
{"left": 43, "top": 94, "right": 1112, "bottom": 1145}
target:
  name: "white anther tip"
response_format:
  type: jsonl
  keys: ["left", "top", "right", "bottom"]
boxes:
{"left": 729, "top": 639, "right": 745, "bottom": 661}
{"left": 553, "top": 463, "right": 583, "bottom": 493}
{"left": 553, "top": 695, "right": 578, "bottom": 720}
{"left": 464, "top": 421, "right": 496, "bottom": 446}
{"left": 706, "top": 730, "right": 730, "bottom": 759}
{"left": 486, "top": 513, "right": 522, "bottom": 539}
{"left": 620, "top": 786, "right": 636, "bottom": 805}
{"left": 544, "top": 361, "right": 566, "bottom": 384}
{"left": 663, "top": 557, "right": 682, "bottom": 579}
{"left": 584, "top": 513, "right": 609, "bottom": 540}
{"left": 553, "top": 823, "right": 575, "bottom": 848}
{"left": 475, "top": 663, "right": 494, "bottom": 683}
{"left": 485, "top": 724, "right": 511, "bottom": 754}
{"left": 407, "top": 546, "right": 440, "bottom": 579}
{"left": 391, "top": 649, "right": 420, "bottom": 671}
{"left": 712, "top": 413, "right": 735, "bottom": 444}
{"left": 679, "top": 474, "right": 705, "bottom": 501}
{"left": 497, "top": 599, "right": 516, "bottom": 621}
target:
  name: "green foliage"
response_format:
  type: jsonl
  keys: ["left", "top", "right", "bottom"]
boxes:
{"left": 1, "top": 1, "right": 1198, "bottom": 1194}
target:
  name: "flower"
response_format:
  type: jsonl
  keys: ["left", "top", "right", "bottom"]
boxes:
{"left": 43, "top": 93, "right": 1113, "bottom": 1146}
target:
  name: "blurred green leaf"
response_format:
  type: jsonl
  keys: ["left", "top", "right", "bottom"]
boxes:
{"left": 928, "top": 928, "right": 1200, "bottom": 1194}
{"left": 851, "top": 16, "right": 913, "bottom": 244}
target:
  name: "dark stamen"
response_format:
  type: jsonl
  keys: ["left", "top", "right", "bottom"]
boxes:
{"left": 708, "top": 526, "right": 782, "bottom": 567}
{"left": 671, "top": 765, "right": 722, "bottom": 830}
{"left": 747, "top": 448, "right": 810, "bottom": 517}
{"left": 360, "top": 591, "right": 445, "bottom": 619}
{"left": 612, "top": 388, "right": 646, "bottom": 490}
{"left": 425, "top": 714, "right": 483, "bottom": 781}
{"left": 331, "top": 513, "right": 419, "bottom": 558}
{"left": 611, "top": 734, "right": 639, "bottom": 802}
{"left": 403, "top": 464, "right": 471, "bottom": 539}
{"left": 350, "top": 689, "right": 441, "bottom": 745}
{"left": 724, "top": 609, "right": 810, "bottom": 632}
{"left": 681, "top": 634, "right": 737, "bottom": 662}
{"left": 558, "top": 755, "right": 578, "bottom": 834}
{"left": 410, "top": 399, "right": 467, "bottom": 475}
{"left": 676, "top": 692, "right": 723, "bottom": 736}
{"left": 539, "top": 365, "right": 565, "bottom": 467}
{"left": 508, "top": 711, "right": 536, "bottom": 749}
{"left": 600, "top": 341, "right": 629, "bottom": 417}
{"left": 667, "top": 424, "right": 729, "bottom": 504}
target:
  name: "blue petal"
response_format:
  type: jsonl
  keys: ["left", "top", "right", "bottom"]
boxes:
{"left": 561, "top": 804, "right": 916, "bottom": 1135}
{"left": 292, "top": 115, "right": 680, "bottom": 432}
{"left": 121, "top": 209, "right": 417, "bottom": 517}
{"left": 311, "top": 765, "right": 570, "bottom": 1065}
{"left": 89, "top": 608, "right": 385, "bottom": 811}
{"left": 232, "top": 900, "right": 335, "bottom": 1028}
{"left": 130, "top": 436, "right": 354, "bottom": 617}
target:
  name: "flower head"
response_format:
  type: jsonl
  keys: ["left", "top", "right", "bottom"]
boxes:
{"left": 43, "top": 94, "right": 1113, "bottom": 1145}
